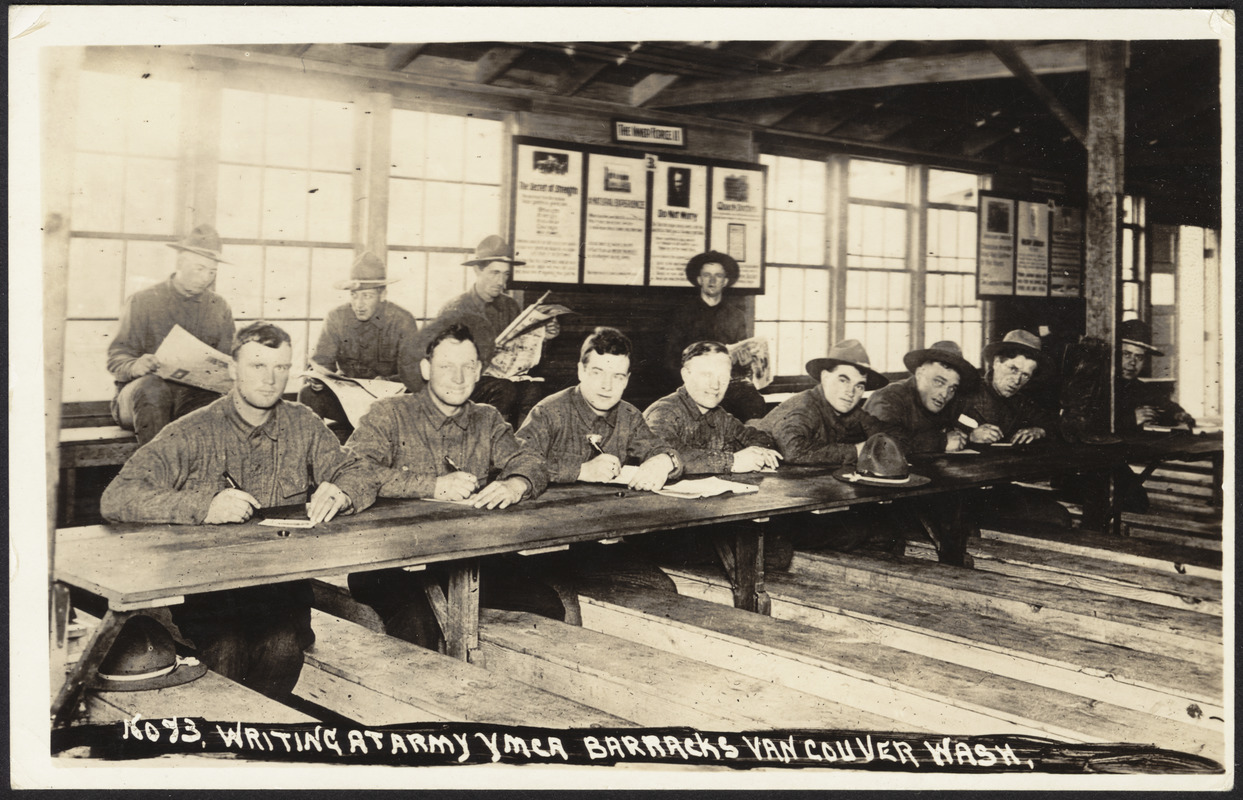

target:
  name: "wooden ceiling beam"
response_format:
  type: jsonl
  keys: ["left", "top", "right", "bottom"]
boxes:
{"left": 826, "top": 40, "right": 893, "bottom": 66}
{"left": 474, "top": 46, "right": 525, "bottom": 84}
{"left": 753, "top": 41, "right": 812, "bottom": 65}
{"left": 986, "top": 40, "right": 1086, "bottom": 145}
{"left": 632, "top": 73, "right": 682, "bottom": 107}
{"left": 648, "top": 41, "right": 1088, "bottom": 108}
{"left": 385, "top": 43, "right": 426, "bottom": 72}
{"left": 299, "top": 43, "right": 388, "bottom": 69}
{"left": 552, "top": 60, "right": 611, "bottom": 96}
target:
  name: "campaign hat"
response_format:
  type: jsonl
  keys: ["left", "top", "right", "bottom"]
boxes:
{"left": 167, "top": 224, "right": 229, "bottom": 264}
{"left": 833, "top": 432, "right": 931, "bottom": 487}
{"left": 806, "top": 339, "right": 888, "bottom": 392}
{"left": 1120, "top": 319, "right": 1163, "bottom": 356}
{"left": 903, "top": 340, "right": 979, "bottom": 390}
{"left": 982, "top": 329, "right": 1052, "bottom": 379}
{"left": 334, "top": 251, "right": 399, "bottom": 291}
{"left": 463, "top": 235, "right": 525, "bottom": 267}
{"left": 685, "top": 251, "right": 740, "bottom": 287}
{"left": 89, "top": 615, "right": 208, "bottom": 693}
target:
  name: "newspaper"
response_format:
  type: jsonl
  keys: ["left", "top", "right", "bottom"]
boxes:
{"left": 728, "top": 336, "right": 773, "bottom": 390}
{"left": 483, "top": 291, "right": 574, "bottom": 381}
{"left": 153, "top": 324, "right": 234, "bottom": 394}
{"left": 304, "top": 363, "right": 406, "bottom": 426}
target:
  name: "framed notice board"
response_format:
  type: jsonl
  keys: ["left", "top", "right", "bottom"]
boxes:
{"left": 977, "top": 191, "right": 1084, "bottom": 299}
{"left": 509, "top": 137, "right": 767, "bottom": 293}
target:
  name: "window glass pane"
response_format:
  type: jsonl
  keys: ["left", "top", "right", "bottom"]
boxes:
{"left": 846, "top": 204, "right": 864, "bottom": 256}
{"left": 265, "top": 95, "right": 311, "bottom": 169}
{"left": 778, "top": 266, "right": 805, "bottom": 315}
{"left": 309, "top": 248, "right": 354, "bottom": 319}
{"left": 123, "top": 157, "right": 178, "bottom": 235}
{"left": 426, "top": 251, "right": 469, "bottom": 315}
{"left": 1121, "top": 195, "right": 1133, "bottom": 223}
{"left": 217, "top": 164, "right": 263, "bottom": 240}
{"left": 461, "top": 184, "right": 501, "bottom": 249}
{"left": 772, "top": 155, "right": 800, "bottom": 209}
{"left": 938, "top": 209, "right": 959, "bottom": 258}
{"left": 386, "top": 251, "right": 429, "bottom": 320}
{"left": 797, "top": 213, "right": 825, "bottom": 265}
{"left": 958, "top": 212, "right": 977, "bottom": 260}
{"left": 866, "top": 272, "right": 889, "bottom": 310}
{"left": 799, "top": 159, "right": 827, "bottom": 212}
{"left": 310, "top": 99, "right": 354, "bottom": 172}
{"left": 284, "top": 320, "right": 312, "bottom": 393}
{"left": 1122, "top": 281, "right": 1138, "bottom": 314}
{"left": 925, "top": 273, "right": 943, "bottom": 307}
{"left": 72, "top": 153, "right": 125, "bottom": 232}
{"left": 68, "top": 239, "right": 125, "bottom": 318}
{"left": 1121, "top": 229, "right": 1134, "bottom": 281}
{"left": 76, "top": 71, "right": 128, "bottom": 153}
{"left": 844, "top": 270, "right": 864, "bottom": 310}
{"left": 264, "top": 247, "right": 310, "bottom": 319}
{"left": 262, "top": 169, "right": 309, "bottom": 241}
{"left": 803, "top": 322, "right": 829, "bottom": 364}
{"left": 425, "top": 113, "right": 465, "bottom": 182}
{"left": 127, "top": 78, "right": 182, "bottom": 159}
{"left": 388, "top": 178, "right": 424, "bottom": 246}
{"left": 754, "top": 321, "right": 778, "bottom": 362}
{"left": 464, "top": 117, "right": 503, "bottom": 184}
{"left": 306, "top": 171, "right": 353, "bottom": 243}
{"left": 770, "top": 210, "right": 799, "bottom": 264}
{"left": 927, "top": 169, "right": 977, "bottom": 206}
{"left": 62, "top": 321, "right": 117, "bottom": 402}
{"left": 422, "top": 182, "right": 463, "bottom": 247}
{"left": 848, "top": 159, "right": 907, "bottom": 202}
{"left": 124, "top": 240, "right": 174, "bottom": 297}
{"left": 220, "top": 89, "right": 266, "bottom": 164}
{"left": 888, "top": 272, "right": 909, "bottom": 310}
{"left": 882, "top": 207, "right": 906, "bottom": 258}
{"left": 390, "top": 109, "right": 426, "bottom": 178}
{"left": 803, "top": 268, "right": 830, "bottom": 322}
{"left": 886, "top": 325, "right": 909, "bottom": 372}
{"left": 755, "top": 269, "right": 779, "bottom": 320}
{"left": 1150, "top": 273, "right": 1175, "bottom": 306}
{"left": 217, "top": 244, "right": 264, "bottom": 318}
{"left": 776, "top": 322, "right": 803, "bottom": 376}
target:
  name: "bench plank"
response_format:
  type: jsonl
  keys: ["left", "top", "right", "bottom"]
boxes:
{"left": 578, "top": 587, "right": 1222, "bottom": 760}
{"left": 986, "top": 520, "right": 1221, "bottom": 578}
{"left": 479, "top": 608, "right": 922, "bottom": 732}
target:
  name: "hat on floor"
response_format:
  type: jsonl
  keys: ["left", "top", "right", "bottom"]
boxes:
{"left": 463, "top": 235, "right": 525, "bottom": 267}
{"left": 833, "top": 432, "right": 931, "bottom": 487}
{"left": 1120, "top": 319, "right": 1163, "bottom": 356}
{"left": 89, "top": 615, "right": 208, "bottom": 693}
{"left": 167, "top": 224, "right": 229, "bottom": 264}
{"left": 903, "top": 340, "right": 979, "bottom": 391}
{"left": 806, "top": 339, "right": 888, "bottom": 392}
{"left": 334, "top": 251, "right": 400, "bottom": 291}
{"left": 685, "top": 251, "right": 740, "bottom": 287}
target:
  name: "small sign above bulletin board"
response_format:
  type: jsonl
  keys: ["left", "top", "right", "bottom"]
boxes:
{"left": 510, "top": 136, "right": 767, "bottom": 293}
{"left": 977, "top": 191, "right": 1084, "bottom": 299}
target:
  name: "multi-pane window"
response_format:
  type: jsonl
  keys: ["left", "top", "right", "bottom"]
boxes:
{"left": 64, "top": 71, "right": 183, "bottom": 403}
{"left": 1121, "top": 194, "right": 1147, "bottom": 321}
{"left": 844, "top": 159, "right": 911, "bottom": 372}
{"left": 925, "top": 169, "right": 984, "bottom": 365}
{"left": 387, "top": 110, "right": 504, "bottom": 326}
{"left": 215, "top": 90, "right": 357, "bottom": 392}
{"left": 755, "top": 154, "right": 830, "bottom": 376}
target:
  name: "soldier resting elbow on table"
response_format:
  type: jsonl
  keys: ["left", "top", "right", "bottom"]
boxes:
{"left": 99, "top": 321, "right": 377, "bottom": 701}
{"left": 344, "top": 322, "right": 548, "bottom": 650}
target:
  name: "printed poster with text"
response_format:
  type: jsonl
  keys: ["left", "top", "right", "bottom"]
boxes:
{"left": 513, "top": 144, "right": 583, "bottom": 284}
{"left": 708, "top": 165, "right": 765, "bottom": 289}
{"left": 1049, "top": 204, "right": 1084, "bottom": 298}
{"left": 977, "top": 195, "right": 1015, "bottom": 296}
{"left": 1015, "top": 200, "right": 1050, "bottom": 296}
{"left": 583, "top": 153, "right": 648, "bottom": 285}
{"left": 649, "top": 160, "right": 709, "bottom": 286}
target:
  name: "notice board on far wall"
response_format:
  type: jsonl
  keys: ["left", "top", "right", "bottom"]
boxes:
{"left": 510, "top": 137, "right": 767, "bottom": 293}
{"left": 977, "top": 191, "right": 1084, "bottom": 299}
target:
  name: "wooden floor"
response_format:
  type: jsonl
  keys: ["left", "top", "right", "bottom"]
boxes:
{"left": 62, "top": 459, "right": 1225, "bottom": 768}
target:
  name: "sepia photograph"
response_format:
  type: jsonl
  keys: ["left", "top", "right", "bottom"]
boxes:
{"left": 10, "top": 5, "right": 1233, "bottom": 791}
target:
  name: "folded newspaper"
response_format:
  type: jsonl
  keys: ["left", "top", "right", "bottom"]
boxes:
{"left": 484, "top": 290, "right": 574, "bottom": 381}
{"left": 728, "top": 337, "right": 773, "bottom": 390}
{"left": 303, "top": 364, "right": 406, "bottom": 427}
{"left": 153, "top": 324, "right": 234, "bottom": 394}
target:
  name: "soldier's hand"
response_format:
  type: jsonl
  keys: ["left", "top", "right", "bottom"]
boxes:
{"left": 969, "top": 424, "right": 1004, "bottom": 444}
{"left": 945, "top": 429, "right": 969, "bottom": 452}
{"left": 307, "top": 482, "right": 351, "bottom": 525}
{"left": 731, "top": 446, "right": 782, "bottom": 473}
{"left": 544, "top": 317, "right": 561, "bottom": 338}
{"left": 1135, "top": 406, "right": 1159, "bottom": 425}
{"left": 1011, "top": 427, "right": 1046, "bottom": 445}
{"left": 629, "top": 454, "right": 674, "bottom": 492}
{"left": 1174, "top": 411, "right": 1196, "bottom": 429}
{"left": 204, "top": 489, "right": 260, "bottom": 524}
{"left": 578, "top": 454, "right": 621, "bottom": 483}
{"left": 472, "top": 477, "right": 527, "bottom": 510}
{"left": 130, "top": 353, "right": 160, "bottom": 378}
{"left": 435, "top": 471, "right": 478, "bottom": 501}
{"left": 307, "top": 377, "right": 326, "bottom": 392}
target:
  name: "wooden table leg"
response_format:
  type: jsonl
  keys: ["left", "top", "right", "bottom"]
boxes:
{"left": 936, "top": 494, "right": 975, "bottom": 568}
{"left": 445, "top": 559, "right": 482, "bottom": 666}
{"left": 51, "top": 607, "right": 134, "bottom": 728}
{"left": 713, "top": 527, "right": 770, "bottom": 615}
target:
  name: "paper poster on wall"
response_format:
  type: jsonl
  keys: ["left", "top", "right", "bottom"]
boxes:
{"left": 1014, "top": 200, "right": 1050, "bottom": 296}
{"left": 512, "top": 144, "right": 583, "bottom": 284}
{"left": 977, "top": 194, "right": 1015, "bottom": 296}
{"left": 708, "top": 165, "right": 765, "bottom": 289}
{"left": 582, "top": 153, "right": 648, "bottom": 285}
{"left": 648, "top": 161, "right": 709, "bottom": 287}
{"left": 1049, "top": 203, "right": 1084, "bottom": 298}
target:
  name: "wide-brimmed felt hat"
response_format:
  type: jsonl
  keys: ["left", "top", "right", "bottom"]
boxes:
{"left": 1120, "top": 319, "right": 1163, "bottom": 356}
{"left": 89, "top": 615, "right": 207, "bottom": 693}
{"left": 833, "top": 432, "right": 931, "bottom": 487}
{"left": 903, "top": 340, "right": 979, "bottom": 390}
{"left": 463, "top": 235, "right": 526, "bottom": 267}
{"left": 806, "top": 339, "right": 888, "bottom": 392}
{"left": 167, "top": 224, "right": 229, "bottom": 264}
{"left": 685, "top": 251, "right": 740, "bottom": 287}
{"left": 334, "top": 251, "right": 400, "bottom": 291}
{"left": 982, "top": 329, "right": 1052, "bottom": 379}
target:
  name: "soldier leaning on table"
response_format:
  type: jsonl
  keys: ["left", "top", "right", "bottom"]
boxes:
{"left": 100, "top": 321, "right": 377, "bottom": 701}
{"left": 345, "top": 322, "right": 549, "bottom": 650}
{"left": 107, "top": 224, "right": 236, "bottom": 446}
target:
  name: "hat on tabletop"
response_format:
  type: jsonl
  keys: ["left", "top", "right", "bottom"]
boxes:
{"left": 685, "top": 250, "right": 740, "bottom": 287}
{"left": 167, "top": 224, "right": 229, "bottom": 264}
{"left": 982, "top": 329, "right": 1052, "bottom": 379}
{"left": 1120, "top": 319, "right": 1163, "bottom": 356}
{"left": 463, "top": 235, "right": 526, "bottom": 267}
{"left": 334, "top": 251, "right": 400, "bottom": 291}
{"left": 89, "top": 615, "right": 207, "bottom": 693}
{"left": 903, "top": 340, "right": 979, "bottom": 390}
{"left": 806, "top": 339, "right": 888, "bottom": 392}
{"left": 833, "top": 432, "right": 931, "bottom": 487}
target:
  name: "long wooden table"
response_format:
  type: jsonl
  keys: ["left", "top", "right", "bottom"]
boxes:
{"left": 51, "top": 431, "right": 1223, "bottom": 726}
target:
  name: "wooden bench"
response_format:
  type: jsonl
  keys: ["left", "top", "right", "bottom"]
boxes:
{"left": 577, "top": 584, "right": 1222, "bottom": 761}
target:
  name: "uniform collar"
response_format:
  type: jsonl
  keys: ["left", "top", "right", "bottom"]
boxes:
{"left": 223, "top": 392, "right": 282, "bottom": 440}
{"left": 676, "top": 385, "right": 717, "bottom": 421}
{"left": 167, "top": 276, "right": 204, "bottom": 303}
{"left": 348, "top": 303, "right": 385, "bottom": 326}
{"left": 571, "top": 386, "right": 618, "bottom": 429}
{"left": 809, "top": 385, "right": 852, "bottom": 420}
{"left": 415, "top": 388, "right": 471, "bottom": 431}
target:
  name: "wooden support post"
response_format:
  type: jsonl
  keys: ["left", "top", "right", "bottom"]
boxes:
{"left": 353, "top": 91, "right": 393, "bottom": 257}
{"left": 714, "top": 528, "right": 770, "bottom": 615}
{"left": 182, "top": 69, "right": 223, "bottom": 232}
{"left": 445, "top": 559, "right": 481, "bottom": 665}
{"left": 52, "top": 608, "right": 135, "bottom": 728}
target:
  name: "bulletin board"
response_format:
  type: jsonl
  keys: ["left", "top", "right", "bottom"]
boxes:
{"left": 977, "top": 191, "right": 1084, "bottom": 299}
{"left": 509, "top": 137, "right": 767, "bottom": 293}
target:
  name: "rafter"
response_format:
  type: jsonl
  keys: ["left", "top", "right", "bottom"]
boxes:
{"left": 385, "top": 43, "right": 426, "bottom": 72}
{"left": 551, "top": 60, "right": 611, "bottom": 96}
{"left": 474, "top": 46, "right": 525, "bottom": 84}
{"left": 631, "top": 73, "right": 681, "bottom": 107}
{"left": 826, "top": 40, "right": 892, "bottom": 66}
{"left": 987, "top": 40, "right": 1085, "bottom": 145}
{"left": 648, "top": 42, "right": 1088, "bottom": 109}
